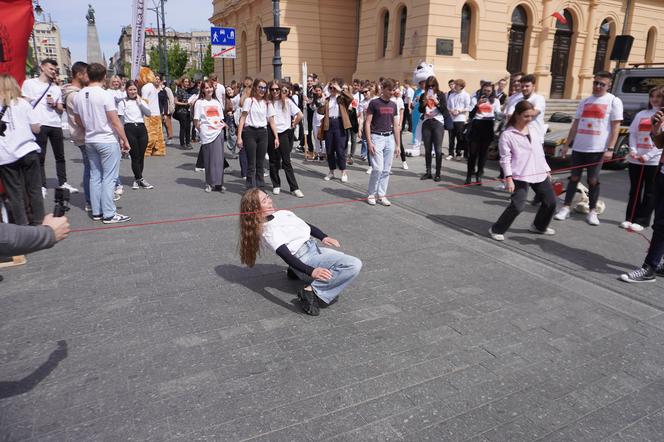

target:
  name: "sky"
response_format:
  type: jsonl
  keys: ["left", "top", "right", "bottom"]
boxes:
{"left": 38, "top": 0, "right": 214, "bottom": 63}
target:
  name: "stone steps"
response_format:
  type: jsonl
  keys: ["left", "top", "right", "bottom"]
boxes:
{"left": 544, "top": 99, "right": 580, "bottom": 120}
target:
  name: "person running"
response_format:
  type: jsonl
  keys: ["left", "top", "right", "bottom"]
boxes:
{"left": 22, "top": 58, "right": 78, "bottom": 197}
{"left": 554, "top": 71, "right": 623, "bottom": 226}
{"left": 117, "top": 81, "right": 154, "bottom": 190}
{"left": 267, "top": 80, "right": 304, "bottom": 198}
{"left": 0, "top": 74, "right": 44, "bottom": 226}
{"left": 321, "top": 79, "right": 354, "bottom": 182}
{"left": 621, "top": 86, "right": 664, "bottom": 232}
{"left": 174, "top": 76, "right": 194, "bottom": 149}
{"left": 194, "top": 80, "right": 227, "bottom": 193}
{"left": 418, "top": 76, "right": 450, "bottom": 182}
{"left": 447, "top": 79, "right": 471, "bottom": 160}
{"left": 236, "top": 79, "right": 279, "bottom": 189}
{"left": 366, "top": 78, "right": 400, "bottom": 206}
{"left": 489, "top": 101, "right": 556, "bottom": 241}
{"left": 620, "top": 108, "right": 664, "bottom": 283}
{"left": 466, "top": 81, "right": 501, "bottom": 185}
{"left": 239, "top": 188, "right": 362, "bottom": 316}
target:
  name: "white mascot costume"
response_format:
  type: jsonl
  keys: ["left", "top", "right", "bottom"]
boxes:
{"left": 407, "top": 62, "right": 436, "bottom": 157}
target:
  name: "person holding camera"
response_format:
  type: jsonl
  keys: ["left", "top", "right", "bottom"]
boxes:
{"left": 0, "top": 74, "right": 45, "bottom": 226}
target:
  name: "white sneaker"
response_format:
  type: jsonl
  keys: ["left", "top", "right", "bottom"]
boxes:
{"left": 378, "top": 197, "right": 391, "bottom": 206}
{"left": 489, "top": 228, "right": 504, "bottom": 241}
{"left": 41, "top": 187, "right": 47, "bottom": 199}
{"left": 367, "top": 195, "right": 376, "bottom": 206}
{"left": 195, "top": 167, "right": 205, "bottom": 172}
{"left": 60, "top": 182, "right": 80, "bottom": 194}
{"left": 493, "top": 182, "right": 506, "bottom": 191}
{"left": 529, "top": 224, "right": 556, "bottom": 235}
{"left": 265, "top": 153, "right": 270, "bottom": 160}
{"left": 204, "top": 185, "right": 212, "bottom": 193}
{"left": 113, "top": 193, "right": 121, "bottom": 202}
{"left": 402, "top": 161, "right": 409, "bottom": 170}
{"left": 102, "top": 213, "right": 131, "bottom": 224}
{"left": 630, "top": 223, "right": 644, "bottom": 232}
{"left": 84, "top": 203, "right": 92, "bottom": 212}
{"left": 586, "top": 210, "right": 600, "bottom": 226}
{"left": 132, "top": 180, "right": 140, "bottom": 190}
{"left": 445, "top": 155, "right": 453, "bottom": 161}
{"left": 138, "top": 179, "right": 154, "bottom": 189}
{"left": 366, "top": 167, "right": 372, "bottom": 175}
{"left": 264, "top": 171, "right": 269, "bottom": 177}
{"left": 619, "top": 221, "right": 632, "bottom": 229}
{"left": 114, "top": 184, "right": 123, "bottom": 196}
{"left": 554, "top": 206, "right": 571, "bottom": 221}
{"left": 341, "top": 173, "right": 348, "bottom": 183}
{"left": 292, "top": 189, "right": 304, "bottom": 198}
{"left": 324, "top": 172, "right": 335, "bottom": 181}
{"left": 273, "top": 187, "right": 281, "bottom": 195}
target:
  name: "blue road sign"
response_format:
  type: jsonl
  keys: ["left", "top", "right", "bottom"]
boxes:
{"left": 210, "top": 27, "right": 236, "bottom": 46}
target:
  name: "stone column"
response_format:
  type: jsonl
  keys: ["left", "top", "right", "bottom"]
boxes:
{"left": 534, "top": 0, "right": 555, "bottom": 97}
{"left": 577, "top": 0, "right": 599, "bottom": 98}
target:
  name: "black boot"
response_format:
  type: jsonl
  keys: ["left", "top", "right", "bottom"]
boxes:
{"left": 434, "top": 157, "right": 442, "bottom": 182}
{"left": 420, "top": 169, "right": 432, "bottom": 180}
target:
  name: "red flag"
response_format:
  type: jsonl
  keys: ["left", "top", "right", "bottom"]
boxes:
{"left": 146, "top": 27, "right": 155, "bottom": 35}
{"left": 551, "top": 10, "right": 567, "bottom": 25}
{"left": 0, "top": 0, "right": 35, "bottom": 86}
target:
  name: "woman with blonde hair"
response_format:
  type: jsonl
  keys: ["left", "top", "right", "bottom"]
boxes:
{"left": 239, "top": 188, "right": 362, "bottom": 316}
{"left": 138, "top": 67, "right": 166, "bottom": 156}
{"left": 0, "top": 74, "right": 44, "bottom": 225}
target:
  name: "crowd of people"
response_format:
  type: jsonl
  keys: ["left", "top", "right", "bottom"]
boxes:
{"left": 1, "top": 57, "right": 664, "bottom": 308}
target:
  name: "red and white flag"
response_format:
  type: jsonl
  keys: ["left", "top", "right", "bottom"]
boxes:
{"left": 130, "top": 0, "right": 147, "bottom": 80}
{"left": 0, "top": 0, "right": 35, "bottom": 86}
{"left": 551, "top": 10, "right": 567, "bottom": 25}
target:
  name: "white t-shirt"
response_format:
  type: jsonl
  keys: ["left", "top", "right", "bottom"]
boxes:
{"left": 141, "top": 83, "right": 160, "bottom": 115}
{"left": 21, "top": 78, "right": 63, "bottom": 127}
{"left": 272, "top": 100, "right": 300, "bottom": 133}
{"left": 194, "top": 98, "right": 225, "bottom": 144}
{"left": 404, "top": 86, "right": 414, "bottom": 104}
{"left": 118, "top": 98, "right": 151, "bottom": 124}
{"left": 109, "top": 88, "right": 126, "bottom": 104}
{"left": 628, "top": 109, "right": 661, "bottom": 166}
{"left": 0, "top": 99, "right": 41, "bottom": 166}
{"left": 573, "top": 93, "right": 623, "bottom": 153}
{"left": 242, "top": 98, "right": 275, "bottom": 128}
{"left": 391, "top": 96, "right": 405, "bottom": 124}
{"left": 447, "top": 90, "right": 471, "bottom": 123}
{"left": 471, "top": 96, "right": 501, "bottom": 120}
{"left": 327, "top": 97, "right": 340, "bottom": 118}
{"left": 72, "top": 85, "right": 118, "bottom": 144}
{"left": 214, "top": 83, "right": 226, "bottom": 103}
{"left": 262, "top": 210, "right": 311, "bottom": 254}
{"left": 505, "top": 93, "right": 546, "bottom": 131}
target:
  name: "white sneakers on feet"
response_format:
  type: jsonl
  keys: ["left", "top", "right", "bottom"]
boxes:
{"left": 529, "top": 224, "right": 556, "bottom": 235}
{"left": 445, "top": 155, "right": 453, "bottom": 161}
{"left": 402, "top": 161, "right": 409, "bottom": 170}
{"left": 102, "top": 213, "right": 131, "bottom": 224}
{"left": 489, "top": 228, "right": 504, "bottom": 241}
{"left": 341, "top": 173, "right": 348, "bottom": 183}
{"left": 273, "top": 187, "right": 281, "bottom": 195}
{"left": 493, "top": 182, "right": 506, "bottom": 191}
{"left": 324, "top": 172, "right": 335, "bottom": 181}
{"left": 629, "top": 223, "right": 644, "bottom": 232}
{"left": 366, "top": 167, "right": 372, "bottom": 175}
{"left": 586, "top": 210, "right": 600, "bottom": 226}
{"left": 554, "top": 206, "right": 571, "bottom": 220}
{"left": 60, "top": 182, "right": 79, "bottom": 193}
{"left": 378, "top": 197, "right": 391, "bottom": 206}
{"left": 293, "top": 189, "right": 304, "bottom": 198}
{"left": 114, "top": 184, "right": 123, "bottom": 196}
{"left": 204, "top": 184, "right": 212, "bottom": 193}
{"left": 367, "top": 195, "right": 376, "bottom": 206}
{"left": 619, "top": 220, "right": 632, "bottom": 229}
{"left": 132, "top": 181, "right": 140, "bottom": 190}
{"left": 195, "top": 167, "right": 205, "bottom": 172}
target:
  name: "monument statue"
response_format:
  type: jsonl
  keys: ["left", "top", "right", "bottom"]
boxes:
{"left": 86, "top": 4, "right": 95, "bottom": 25}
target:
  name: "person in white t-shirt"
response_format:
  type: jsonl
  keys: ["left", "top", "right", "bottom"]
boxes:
{"left": 139, "top": 68, "right": 166, "bottom": 156}
{"left": 447, "top": 79, "right": 471, "bottom": 160}
{"left": 554, "top": 71, "right": 624, "bottom": 226}
{"left": 22, "top": 58, "right": 78, "bottom": 196}
{"left": 72, "top": 63, "right": 131, "bottom": 224}
{"left": 504, "top": 74, "right": 546, "bottom": 132}
{"left": 193, "top": 80, "right": 227, "bottom": 193}
{"left": 117, "top": 81, "right": 153, "bottom": 190}
{"left": 391, "top": 85, "right": 408, "bottom": 170}
{"left": 0, "top": 74, "right": 44, "bottom": 225}
{"left": 210, "top": 74, "right": 226, "bottom": 109}
{"left": 267, "top": 81, "right": 304, "bottom": 197}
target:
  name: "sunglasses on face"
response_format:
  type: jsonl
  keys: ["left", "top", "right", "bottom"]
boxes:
{"left": 593, "top": 81, "right": 609, "bottom": 88}
{"left": 270, "top": 88, "right": 280, "bottom": 92}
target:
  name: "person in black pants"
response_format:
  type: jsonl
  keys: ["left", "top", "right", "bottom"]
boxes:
{"left": 118, "top": 81, "right": 153, "bottom": 189}
{"left": 322, "top": 80, "right": 354, "bottom": 182}
{"left": 174, "top": 77, "right": 193, "bottom": 149}
{"left": 467, "top": 82, "right": 500, "bottom": 184}
{"left": 418, "top": 76, "right": 450, "bottom": 182}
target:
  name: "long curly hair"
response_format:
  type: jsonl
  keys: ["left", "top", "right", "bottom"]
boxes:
{"left": 238, "top": 188, "right": 265, "bottom": 267}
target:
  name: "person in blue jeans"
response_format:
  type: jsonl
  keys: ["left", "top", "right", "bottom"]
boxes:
{"left": 239, "top": 188, "right": 362, "bottom": 316}
{"left": 365, "top": 78, "right": 400, "bottom": 206}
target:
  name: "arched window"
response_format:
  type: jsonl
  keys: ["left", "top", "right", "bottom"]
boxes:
{"left": 398, "top": 6, "right": 407, "bottom": 56}
{"left": 381, "top": 11, "right": 389, "bottom": 57}
{"left": 593, "top": 19, "right": 612, "bottom": 74}
{"left": 460, "top": 3, "right": 472, "bottom": 55}
{"left": 646, "top": 27, "right": 657, "bottom": 63}
{"left": 506, "top": 5, "right": 528, "bottom": 74}
{"left": 256, "top": 26, "right": 263, "bottom": 73}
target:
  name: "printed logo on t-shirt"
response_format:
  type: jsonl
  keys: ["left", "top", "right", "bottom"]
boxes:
{"left": 577, "top": 103, "right": 608, "bottom": 136}
{"left": 205, "top": 106, "right": 220, "bottom": 118}
{"left": 478, "top": 102, "right": 493, "bottom": 114}
{"left": 638, "top": 118, "right": 654, "bottom": 149}
{"left": 379, "top": 107, "right": 395, "bottom": 116}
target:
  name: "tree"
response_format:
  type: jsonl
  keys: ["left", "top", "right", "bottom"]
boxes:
{"left": 202, "top": 44, "right": 214, "bottom": 76}
{"left": 147, "top": 45, "right": 161, "bottom": 73}
{"left": 168, "top": 43, "right": 189, "bottom": 79}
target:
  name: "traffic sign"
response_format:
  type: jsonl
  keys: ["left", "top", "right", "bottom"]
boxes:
{"left": 210, "top": 27, "right": 235, "bottom": 46}
{"left": 212, "top": 45, "right": 236, "bottom": 59}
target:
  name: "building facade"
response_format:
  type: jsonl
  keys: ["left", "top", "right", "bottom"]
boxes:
{"left": 60, "top": 47, "right": 72, "bottom": 81}
{"left": 117, "top": 26, "right": 209, "bottom": 77}
{"left": 29, "top": 21, "right": 67, "bottom": 81}
{"left": 211, "top": 0, "right": 664, "bottom": 99}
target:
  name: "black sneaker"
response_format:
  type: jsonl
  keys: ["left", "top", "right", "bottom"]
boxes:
{"left": 620, "top": 265, "right": 656, "bottom": 283}
{"left": 297, "top": 287, "right": 320, "bottom": 316}
{"left": 286, "top": 267, "right": 299, "bottom": 280}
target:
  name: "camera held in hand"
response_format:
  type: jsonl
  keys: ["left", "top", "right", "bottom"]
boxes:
{"left": 53, "top": 188, "right": 70, "bottom": 217}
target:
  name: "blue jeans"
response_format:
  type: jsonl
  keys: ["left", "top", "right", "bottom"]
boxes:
{"left": 77, "top": 145, "right": 91, "bottom": 205}
{"left": 368, "top": 134, "right": 395, "bottom": 197}
{"left": 86, "top": 142, "right": 120, "bottom": 218}
{"left": 292, "top": 239, "right": 362, "bottom": 304}
{"left": 360, "top": 135, "right": 368, "bottom": 158}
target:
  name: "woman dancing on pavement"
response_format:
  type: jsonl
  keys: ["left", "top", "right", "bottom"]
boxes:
{"left": 239, "top": 188, "right": 362, "bottom": 315}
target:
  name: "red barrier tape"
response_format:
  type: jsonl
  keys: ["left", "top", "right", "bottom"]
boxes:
{"left": 68, "top": 155, "right": 650, "bottom": 245}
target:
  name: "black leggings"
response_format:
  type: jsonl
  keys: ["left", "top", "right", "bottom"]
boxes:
{"left": 125, "top": 123, "right": 148, "bottom": 180}
{"left": 175, "top": 111, "right": 191, "bottom": 146}
{"left": 626, "top": 162, "right": 659, "bottom": 227}
{"left": 243, "top": 126, "right": 268, "bottom": 188}
{"left": 467, "top": 120, "right": 495, "bottom": 179}
{"left": 35, "top": 125, "right": 66, "bottom": 187}
{"left": 268, "top": 129, "right": 299, "bottom": 191}
{"left": 449, "top": 121, "right": 466, "bottom": 157}
{"left": 422, "top": 119, "right": 444, "bottom": 173}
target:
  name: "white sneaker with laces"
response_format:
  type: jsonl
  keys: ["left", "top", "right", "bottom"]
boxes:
{"left": 139, "top": 179, "right": 154, "bottom": 189}
{"left": 102, "top": 213, "right": 131, "bottom": 224}
{"left": 114, "top": 184, "right": 123, "bottom": 195}
{"left": 367, "top": 195, "right": 376, "bottom": 206}
{"left": 445, "top": 155, "right": 453, "bottom": 161}
{"left": 195, "top": 167, "right": 205, "bottom": 172}
{"left": 489, "top": 228, "right": 504, "bottom": 241}
{"left": 273, "top": 187, "right": 281, "bottom": 195}
{"left": 293, "top": 189, "right": 304, "bottom": 198}
{"left": 529, "top": 224, "right": 556, "bottom": 235}
{"left": 629, "top": 223, "right": 644, "bottom": 232}
{"left": 378, "top": 197, "right": 391, "bottom": 206}
{"left": 41, "top": 187, "right": 47, "bottom": 199}
{"left": 619, "top": 220, "right": 632, "bottom": 229}
{"left": 554, "top": 206, "right": 571, "bottom": 221}
{"left": 324, "top": 172, "right": 335, "bottom": 181}
{"left": 366, "top": 167, "right": 372, "bottom": 175}
{"left": 132, "top": 181, "right": 140, "bottom": 190}
{"left": 402, "top": 161, "right": 409, "bottom": 170}
{"left": 204, "top": 185, "right": 212, "bottom": 193}
{"left": 341, "top": 173, "right": 348, "bottom": 183}
{"left": 60, "top": 182, "right": 80, "bottom": 193}
{"left": 586, "top": 210, "right": 600, "bottom": 226}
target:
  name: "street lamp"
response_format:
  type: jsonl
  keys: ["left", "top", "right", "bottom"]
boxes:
{"left": 263, "top": 0, "right": 289, "bottom": 80}
{"left": 147, "top": 0, "right": 169, "bottom": 82}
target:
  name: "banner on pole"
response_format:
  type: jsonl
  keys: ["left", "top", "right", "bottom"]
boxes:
{"left": 0, "top": 0, "right": 35, "bottom": 85}
{"left": 130, "top": 0, "right": 146, "bottom": 80}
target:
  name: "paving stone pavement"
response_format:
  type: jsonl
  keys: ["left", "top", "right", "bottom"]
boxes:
{"left": 2, "top": 129, "right": 664, "bottom": 441}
